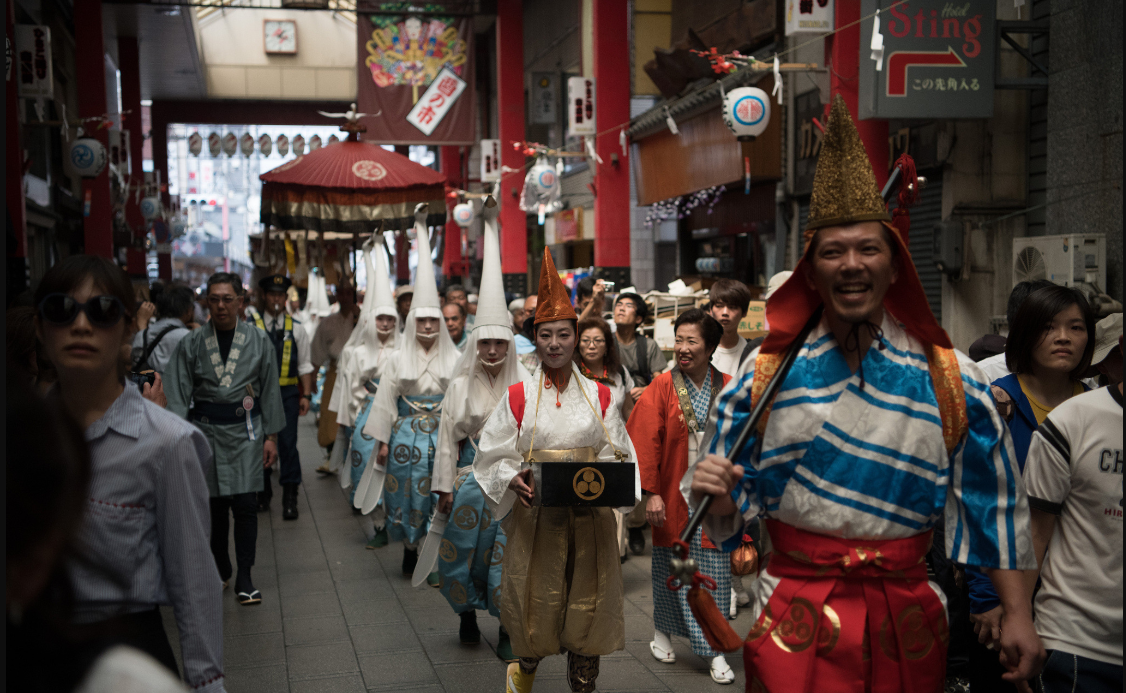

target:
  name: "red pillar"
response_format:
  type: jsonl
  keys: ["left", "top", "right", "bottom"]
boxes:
{"left": 496, "top": 0, "right": 527, "bottom": 294}
{"left": 827, "top": 1, "right": 888, "bottom": 190}
{"left": 593, "top": 0, "right": 631, "bottom": 285}
{"left": 6, "top": 0, "right": 28, "bottom": 292}
{"left": 150, "top": 102, "right": 172, "bottom": 281}
{"left": 118, "top": 36, "right": 147, "bottom": 278}
{"left": 74, "top": 0, "right": 113, "bottom": 258}
{"left": 440, "top": 146, "right": 465, "bottom": 282}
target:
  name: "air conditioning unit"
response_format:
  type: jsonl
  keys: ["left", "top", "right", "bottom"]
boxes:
{"left": 1012, "top": 234, "right": 1106, "bottom": 294}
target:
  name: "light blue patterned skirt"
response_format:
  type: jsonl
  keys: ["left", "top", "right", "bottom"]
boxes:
{"left": 384, "top": 394, "right": 443, "bottom": 545}
{"left": 650, "top": 524, "right": 731, "bottom": 658}
{"left": 348, "top": 378, "right": 379, "bottom": 505}
{"left": 437, "top": 439, "right": 506, "bottom": 616}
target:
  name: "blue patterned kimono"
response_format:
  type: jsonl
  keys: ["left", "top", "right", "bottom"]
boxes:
{"left": 383, "top": 394, "right": 443, "bottom": 544}
{"left": 348, "top": 378, "right": 379, "bottom": 505}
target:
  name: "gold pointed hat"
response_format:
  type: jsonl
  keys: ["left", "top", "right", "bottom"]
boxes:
{"left": 805, "top": 94, "right": 891, "bottom": 234}
{"left": 534, "top": 248, "right": 578, "bottom": 325}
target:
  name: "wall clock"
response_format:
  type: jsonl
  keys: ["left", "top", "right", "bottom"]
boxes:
{"left": 264, "top": 19, "right": 297, "bottom": 55}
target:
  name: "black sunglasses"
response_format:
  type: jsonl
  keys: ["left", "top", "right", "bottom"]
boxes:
{"left": 38, "top": 293, "right": 128, "bottom": 328}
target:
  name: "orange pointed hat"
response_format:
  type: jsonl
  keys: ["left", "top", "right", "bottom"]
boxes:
{"left": 761, "top": 94, "right": 952, "bottom": 354}
{"left": 534, "top": 247, "right": 578, "bottom": 325}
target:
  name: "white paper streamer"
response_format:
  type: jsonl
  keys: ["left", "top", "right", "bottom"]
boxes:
{"left": 619, "top": 127, "right": 628, "bottom": 158}
{"left": 772, "top": 56, "right": 783, "bottom": 105}
{"left": 870, "top": 11, "right": 885, "bottom": 72}
{"left": 664, "top": 106, "right": 679, "bottom": 136}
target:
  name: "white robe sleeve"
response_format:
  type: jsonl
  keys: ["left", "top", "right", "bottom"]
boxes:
{"left": 327, "top": 349, "right": 352, "bottom": 420}
{"left": 472, "top": 390, "right": 524, "bottom": 521}
{"left": 362, "top": 352, "right": 402, "bottom": 444}
{"left": 433, "top": 377, "right": 469, "bottom": 494}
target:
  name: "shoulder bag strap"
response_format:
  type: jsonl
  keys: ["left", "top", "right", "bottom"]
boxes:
{"left": 135, "top": 325, "right": 179, "bottom": 372}
{"left": 635, "top": 334, "right": 652, "bottom": 385}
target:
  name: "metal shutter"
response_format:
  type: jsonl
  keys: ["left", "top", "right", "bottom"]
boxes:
{"left": 903, "top": 170, "right": 944, "bottom": 321}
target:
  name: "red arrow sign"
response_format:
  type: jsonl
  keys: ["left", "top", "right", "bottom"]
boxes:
{"left": 886, "top": 47, "right": 967, "bottom": 97}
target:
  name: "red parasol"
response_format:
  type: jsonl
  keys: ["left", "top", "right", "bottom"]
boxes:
{"left": 259, "top": 135, "right": 447, "bottom": 234}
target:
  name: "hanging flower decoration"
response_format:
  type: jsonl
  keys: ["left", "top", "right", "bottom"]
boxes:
{"left": 511, "top": 140, "right": 586, "bottom": 159}
{"left": 691, "top": 48, "right": 779, "bottom": 76}
{"left": 644, "top": 185, "right": 725, "bottom": 228}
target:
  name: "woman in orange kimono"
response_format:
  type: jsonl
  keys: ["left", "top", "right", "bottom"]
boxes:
{"left": 626, "top": 308, "right": 736, "bottom": 684}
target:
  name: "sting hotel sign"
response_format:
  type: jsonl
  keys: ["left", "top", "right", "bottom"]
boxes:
{"left": 860, "top": 0, "right": 995, "bottom": 119}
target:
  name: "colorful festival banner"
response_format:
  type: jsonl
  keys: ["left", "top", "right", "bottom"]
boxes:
{"left": 357, "top": 7, "right": 475, "bottom": 145}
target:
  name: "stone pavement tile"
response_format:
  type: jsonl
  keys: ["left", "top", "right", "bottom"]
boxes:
{"left": 282, "top": 590, "right": 344, "bottom": 619}
{"left": 276, "top": 551, "right": 331, "bottom": 576}
{"left": 286, "top": 641, "right": 361, "bottom": 681}
{"left": 365, "top": 685, "right": 446, "bottom": 693}
{"left": 224, "top": 602, "right": 284, "bottom": 637}
{"left": 356, "top": 651, "right": 440, "bottom": 690}
{"left": 395, "top": 584, "right": 447, "bottom": 609}
{"left": 330, "top": 558, "right": 383, "bottom": 582}
{"left": 283, "top": 613, "right": 350, "bottom": 646}
{"left": 224, "top": 631, "right": 286, "bottom": 669}
{"left": 278, "top": 570, "right": 335, "bottom": 598}
{"left": 433, "top": 659, "right": 510, "bottom": 693}
{"left": 405, "top": 605, "right": 461, "bottom": 636}
{"left": 342, "top": 598, "right": 409, "bottom": 626}
{"left": 289, "top": 673, "right": 367, "bottom": 693}
{"left": 419, "top": 632, "right": 499, "bottom": 664}
{"left": 348, "top": 623, "right": 423, "bottom": 655}
{"left": 334, "top": 577, "right": 397, "bottom": 603}
{"left": 223, "top": 663, "right": 289, "bottom": 693}
{"left": 274, "top": 538, "right": 328, "bottom": 559}
{"left": 657, "top": 670, "right": 736, "bottom": 693}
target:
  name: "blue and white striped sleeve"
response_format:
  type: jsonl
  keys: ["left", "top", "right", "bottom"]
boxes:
{"left": 697, "top": 357, "right": 763, "bottom": 552}
{"left": 943, "top": 357, "right": 1036, "bottom": 570}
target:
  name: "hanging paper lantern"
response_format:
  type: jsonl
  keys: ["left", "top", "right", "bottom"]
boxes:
{"left": 452, "top": 202, "right": 475, "bottom": 228}
{"left": 328, "top": 134, "right": 340, "bottom": 146}
{"left": 208, "top": 132, "right": 222, "bottom": 157}
{"left": 309, "top": 135, "right": 322, "bottom": 152}
{"left": 258, "top": 134, "right": 273, "bottom": 157}
{"left": 64, "top": 137, "right": 108, "bottom": 178}
{"left": 170, "top": 219, "right": 187, "bottom": 239}
{"left": 240, "top": 133, "right": 255, "bottom": 156}
{"left": 221, "top": 132, "right": 238, "bottom": 156}
{"left": 292, "top": 134, "right": 305, "bottom": 156}
{"left": 188, "top": 132, "right": 203, "bottom": 156}
{"left": 276, "top": 134, "right": 290, "bottom": 157}
{"left": 140, "top": 196, "right": 162, "bottom": 220}
{"left": 528, "top": 159, "right": 559, "bottom": 198}
{"left": 722, "top": 86, "right": 771, "bottom": 141}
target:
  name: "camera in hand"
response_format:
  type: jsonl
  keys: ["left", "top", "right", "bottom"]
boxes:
{"left": 129, "top": 370, "right": 156, "bottom": 389}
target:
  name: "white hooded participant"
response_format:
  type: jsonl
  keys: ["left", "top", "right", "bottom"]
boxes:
{"left": 431, "top": 197, "right": 529, "bottom": 657}
{"left": 362, "top": 204, "right": 459, "bottom": 576}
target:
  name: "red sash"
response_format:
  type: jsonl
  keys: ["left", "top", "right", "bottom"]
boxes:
{"left": 508, "top": 381, "right": 611, "bottom": 430}
{"left": 744, "top": 520, "right": 947, "bottom": 693}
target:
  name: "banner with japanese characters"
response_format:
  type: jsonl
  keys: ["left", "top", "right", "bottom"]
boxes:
{"left": 357, "top": 10, "right": 475, "bottom": 144}
{"left": 785, "top": 0, "right": 833, "bottom": 35}
{"left": 859, "top": 0, "right": 994, "bottom": 119}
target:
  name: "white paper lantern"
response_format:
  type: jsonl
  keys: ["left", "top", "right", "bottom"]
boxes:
{"left": 309, "top": 135, "right": 322, "bottom": 152}
{"left": 292, "top": 134, "right": 305, "bottom": 156}
{"left": 171, "top": 219, "right": 187, "bottom": 239}
{"left": 239, "top": 133, "right": 255, "bottom": 156}
{"left": 276, "top": 134, "right": 290, "bottom": 157}
{"left": 65, "top": 137, "right": 107, "bottom": 178}
{"left": 140, "top": 196, "right": 161, "bottom": 220}
{"left": 188, "top": 132, "right": 203, "bottom": 156}
{"left": 722, "top": 86, "right": 771, "bottom": 141}
{"left": 258, "top": 134, "right": 273, "bottom": 157}
{"left": 528, "top": 160, "right": 558, "bottom": 198}
{"left": 221, "top": 132, "right": 237, "bottom": 156}
{"left": 208, "top": 132, "right": 221, "bottom": 157}
{"left": 452, "top": 202, "right": 475, "bottom": 228}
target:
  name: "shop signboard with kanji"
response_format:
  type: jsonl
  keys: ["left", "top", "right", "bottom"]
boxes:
{"left": 357, "top": 11, "right": 475, "bottom": 144}
{"left": 785, "top": 0, "right": 833, "bottom": 35}
{"left": 859, "top": 0, "right": 994, "bottom": 120}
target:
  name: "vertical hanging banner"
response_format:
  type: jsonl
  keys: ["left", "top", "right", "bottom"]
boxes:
{"left": 358, "top": 10, "right": 475, "bottom": 145}
{"left": 480, "top": 138, "right": 501, "bottom": 182}
{"left": 15, "top": 25, "right": 53, "bottom": 98}
{"left": 785, "top": 0, "right": 834, "bottom": 35}
{"left": 531, "top": 72, "right": 557, "bottom": 124}
{"left": 567, "top": 77, "right": 596, "bottom": 136}
{"left": 859, "top": 0, "right": 994, "bottom": 119}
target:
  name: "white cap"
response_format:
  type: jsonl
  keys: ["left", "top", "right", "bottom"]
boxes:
{"left": 764, "top": 271, "right": 793, "bottom": 301}
{"left": 410, "top": 203, "right": 441, "bottom": 319}
{"left": 472, "top": 197, "right": 511, "bottom": 335}
{"left": 1092, "top": 312, "right": 1123, "bottom": 365}
{"left": 369, "top": 240, "right": 397, "bottom": 319}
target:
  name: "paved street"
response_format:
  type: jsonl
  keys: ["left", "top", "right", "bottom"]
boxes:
{"left": 168, "top": 416, "right": 758, "bottom": 692}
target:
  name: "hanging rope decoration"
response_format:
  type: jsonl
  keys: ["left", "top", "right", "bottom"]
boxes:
{"left": 643, "top": 185, "right": 725, "bottom": 229}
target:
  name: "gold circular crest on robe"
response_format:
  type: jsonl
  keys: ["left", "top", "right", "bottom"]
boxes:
{"left": 488, "top": 541, "right": 505, "bottom": 566}
{"left": 465, "top": 548, "right": 476, "bottom": 569}
{"left": 439, "top": 538, "right": 457, "bottom": 563}
{"left": 454, "top": 474, "right": 467, "bottom": 491}
{"left": 817, "top": 604, "right": 841, "bottom": 655}
{"left": 449, "top": 580, "right": 467, "bottom": 605}
{"left": 417, "top": 477, "right": 431, "bottom": 496}
{"left": 417, "top": 415, "right": 439, "bottom": 434}
{"left": 409, "top": 509, "right": 425, "bottom": 528}
{"left": 745, "top": 604, "right": 774, "bottom": 643}
{"left": 770, "top": 597, "right": 818, "bottom": 653}
{"left": 351, "top": 450, "right": 363, "bottom": 467}
{"left": 480, "top": 507, "right": 492, "bottom": 531}
{"left": 897, "top": 605, "right": 935, "bottom": 660}
{"left": 384, "top": 475, "right": 399, "bottom": 494}
{"left": 411, "top": 446, "right": 423, "bottom": 465}
{"left": 491, "top": 585, "right": 502, "bottom": 607}
{"left": 573, "top": 467, "right": 605, "bottom": 501}
{"left": 393, "top": 444, "right": 411, "bottom": 464}
{"left": 453, "top": 505, "right": 479, "bottom": 531}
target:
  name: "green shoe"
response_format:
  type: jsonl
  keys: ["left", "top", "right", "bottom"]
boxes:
{"left": 366, "top": 526, "right": 388, "bottom": 550}
{"left": 427, "top": 571, "right": 441, "bottom": 588}
{"left": 496, "top": 626, "right": 516, "bottom": 663}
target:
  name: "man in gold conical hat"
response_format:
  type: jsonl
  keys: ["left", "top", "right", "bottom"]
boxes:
{"left": 473, "top": 248, "right": 641, "bottom": 693}
{"left": 689, "top": 94, "right": 1044, "bottom": 692}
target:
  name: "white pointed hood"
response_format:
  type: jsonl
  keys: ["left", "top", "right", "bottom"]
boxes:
{"left": 399, "top": 203, "right": 458, "bottom": 385}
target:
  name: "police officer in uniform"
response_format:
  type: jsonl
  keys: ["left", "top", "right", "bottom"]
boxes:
{"left": 251, "top": 274, "right": 315, "bottom": 519}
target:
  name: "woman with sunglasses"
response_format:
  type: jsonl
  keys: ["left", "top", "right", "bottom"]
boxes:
{"left": 34, "top": 255, "right": 227, "bottom": 693}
